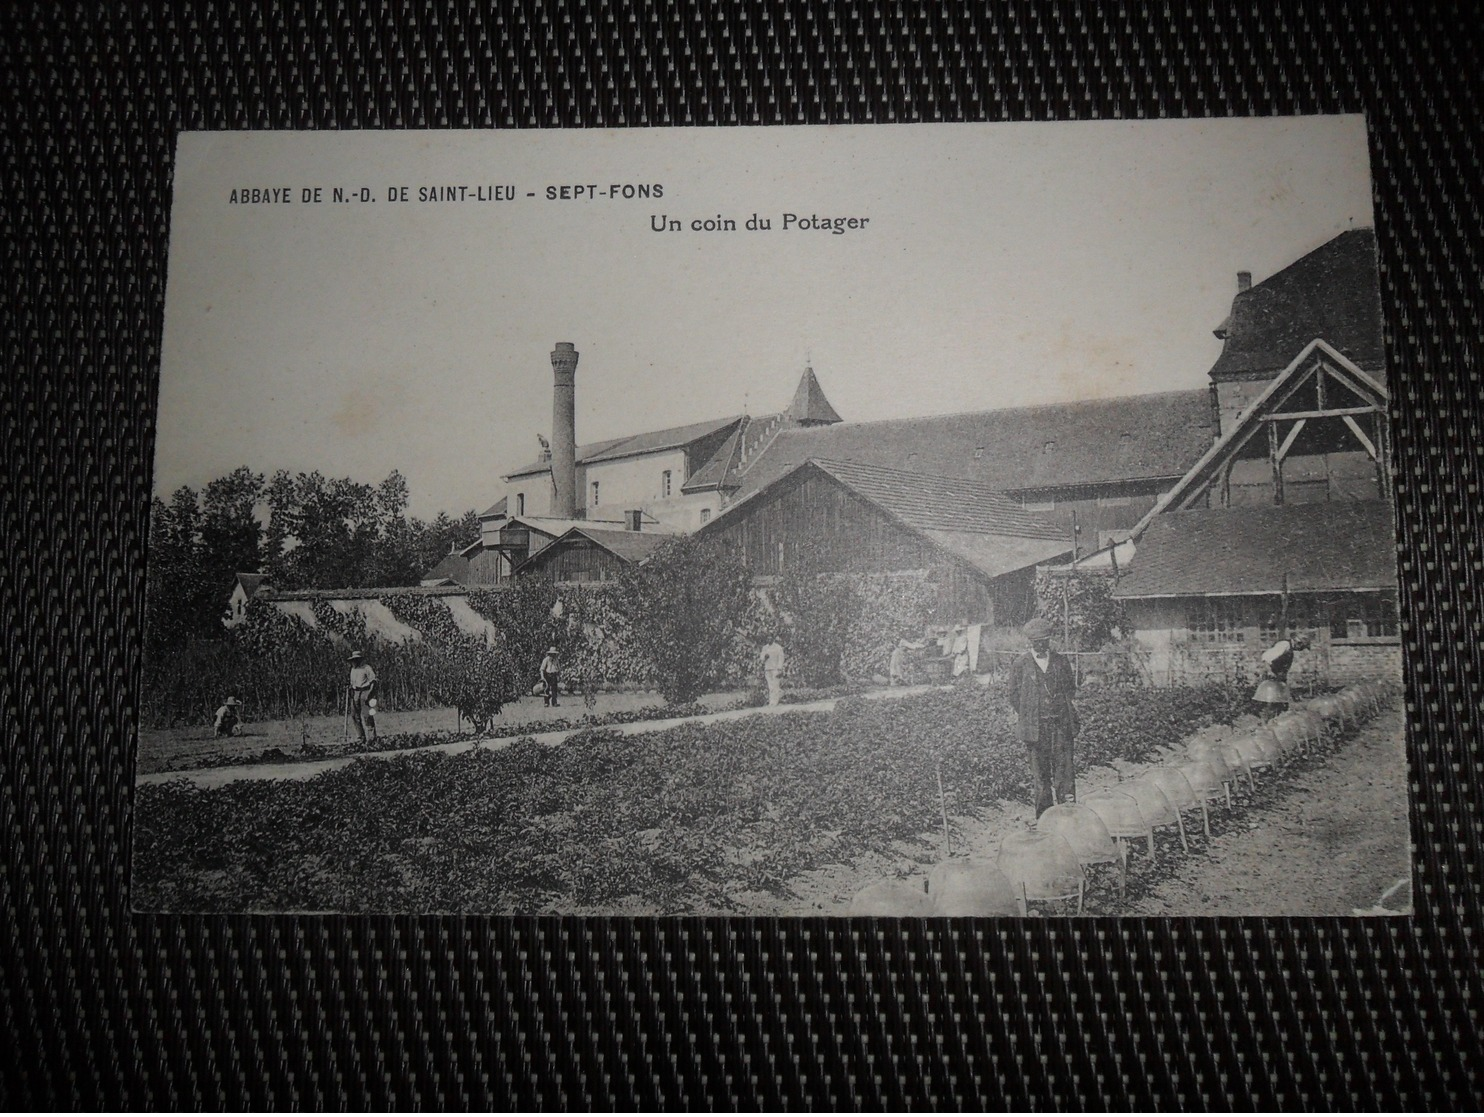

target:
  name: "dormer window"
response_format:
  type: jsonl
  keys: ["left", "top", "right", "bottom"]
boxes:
{"left": 974, "top": 446, "right": 985, "bottom": 460}
{"left": 1043, "top": 440, "right": 1056, "bottom": 454}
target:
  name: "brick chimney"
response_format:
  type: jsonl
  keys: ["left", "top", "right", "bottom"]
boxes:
{"left": 550, "top": 342, "right": 579, "bottom": 519}
{"left": 1237, "top": 270, "right": 1252, "bottom": 293}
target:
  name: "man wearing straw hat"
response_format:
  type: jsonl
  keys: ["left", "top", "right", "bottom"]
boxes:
{"left": 347, "top": 650, "right": 378, "bottom": 743}
{"left": 1007, "top": 616, "right": 1079, "bottom": 817}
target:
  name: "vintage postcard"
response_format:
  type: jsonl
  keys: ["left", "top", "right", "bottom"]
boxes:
{"left": 135, "top": 119, "right": 1408, "bottom": 916}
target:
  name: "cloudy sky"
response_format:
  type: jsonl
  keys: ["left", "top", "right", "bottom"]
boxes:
{"left": 155, "top": 117, "right": 1376, "bottom": 518}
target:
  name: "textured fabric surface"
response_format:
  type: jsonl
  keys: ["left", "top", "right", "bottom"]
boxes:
{"left": 3, "top": 2, "right": 1481, "bottom": 1108}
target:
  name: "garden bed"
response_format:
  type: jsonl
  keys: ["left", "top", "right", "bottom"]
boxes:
{"left": 132, "top": 682, "right": 1253, "bottom": 913}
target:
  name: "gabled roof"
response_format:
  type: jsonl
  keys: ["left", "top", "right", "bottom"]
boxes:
{"left": 789, "top": 367, "right": 843, "bottom": 424}
{"left": 514, "top": 525, "right": 672, "bottom": 571}
{"left": 1127, "top": 339, "right": 1389, "bottom": 541}
{"left": 808, "top": 458, "right": 1069, "bottom": 540}
{"left": 680, "top": 423, "right": 744, "bottom": 493}
{"left": 1208, "top": 228, "right": 1385, "bottom": 382}
{"left": 505, "top": 515, "right": 624, "bottom": 540}
{"left": 1113, "top": 501, "right": 1398, "bottom": 598}
{"left": 479, "top": 496, "right": 508, "bottom": 520}
{"left": 728, "top": 389, "right": 1215, "bottom": 503}
{"left": 504, "top": 416, "right": 743, "bottom": 478}
{"left": 234, "top": 572, "right": 267, "bottom": 596}
{"left": 699, "top": 457, "right": 1073, "bottom": 581}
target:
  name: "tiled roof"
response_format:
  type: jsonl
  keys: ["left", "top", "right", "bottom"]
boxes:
{"left": 1114, "top": 501, "right": 1398, "bottom": 598}
{"left": 680, "top": 424, "right": 743, "bottom": 492}
{"left": 1207, "top": 228, "right": 1385, "bottom": 382}
{"left": 515, "top": 526, "right": 672, "bottom": 571}
{"left": 478, "top": 496, "right": 507, "bottom": 519}
{"left": 810, "top": 458, "right": 1069, "bottom": 540}
{"left": 504, "top": 416, "right": 742, "bottom": 478}
{"left": 423, "top": 552, "right": 470, "bottom": 582}
{"left": 789, "top": 367, "right": 843, "bottom": 424}
{"left": 729, "top": 389, "right": 1214, "bottom": 502}
{"left": 920, "top": 530, "right": 1074, "bottom": 580}
{"left": 566, "top": 527, "right": 673, "bottom": 563}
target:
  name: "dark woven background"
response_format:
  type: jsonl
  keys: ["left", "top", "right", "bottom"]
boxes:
{"left": 3, "top": 2, "right": 1480, "bottom": 1108}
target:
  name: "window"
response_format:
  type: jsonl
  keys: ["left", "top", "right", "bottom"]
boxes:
{"left": 1186, "top": 597, "right": 1247, "bottom": 644}
{"left": 1258, "top": 595, "right": 1323, "bottom": 645}
{"left": 661, "top": 470, "right": 672, "bottom": 497}
{"left": 699, "top": 508, "right": 711, "bottom": 524}
{"left": 973, "top": 446, "right": 985, "bottom": 460}
{"left": 516, "top": 493, "right": 525, "bottom": 516}
{"left": 1329, "top": 591, "right": 1399, "bottom": 641}
{"left": 590, "top": 480, "right": 600, "bottom": 507}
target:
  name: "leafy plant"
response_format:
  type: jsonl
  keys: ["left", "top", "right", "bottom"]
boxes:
{"left": 608, "top": 537, "right": 762, "bottom": 703}
{"left": 134, "top": 679, "right": 1259, "bottom": 913}
{"left": 1034, "top": 567, "right": 1131, "bottom": 651}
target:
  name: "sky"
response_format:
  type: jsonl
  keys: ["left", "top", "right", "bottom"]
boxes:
{"left": 155, "top": 117, "right": 1377, "bottom": 518}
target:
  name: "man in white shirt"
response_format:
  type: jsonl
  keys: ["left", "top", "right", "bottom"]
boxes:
{"left": 760, "top": 637, "right": 786, "bottom": 706}
{"left": 347, "top": 650, "right": 378, "bottom": 742}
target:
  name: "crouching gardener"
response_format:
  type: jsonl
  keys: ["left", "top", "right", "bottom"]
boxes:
{"left": 1007, "top": 617, "right": 1079, "bottom": 817}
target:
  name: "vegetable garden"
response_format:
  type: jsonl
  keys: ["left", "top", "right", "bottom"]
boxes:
{"left": 132, "top": 679, "right": 1254, "bottom": 913}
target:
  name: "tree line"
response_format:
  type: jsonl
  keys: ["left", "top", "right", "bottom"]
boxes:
{"left": 145, "top": 465, "right": 479, "bottom": 654}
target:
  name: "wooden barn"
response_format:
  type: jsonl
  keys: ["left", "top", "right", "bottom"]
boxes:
{"left": 513, "top": 525, "right": 673, "bottom": 584}
{"left": 693, "top": 457, "right": 1073, "bottom": 624}
{"left": 1114, "top": 339, "right": 1398, "bottom": 685}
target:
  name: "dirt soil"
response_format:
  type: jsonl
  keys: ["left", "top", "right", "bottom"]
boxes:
{"left": 766, "top": 706, "right": 1412, "bottom": 918}
{"left": 135, "top": 689, "right": 737, "bottom": 775}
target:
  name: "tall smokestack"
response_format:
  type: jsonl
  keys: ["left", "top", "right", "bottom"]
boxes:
{"left": 550, "top": 342, "right": 579, "bottom": 518}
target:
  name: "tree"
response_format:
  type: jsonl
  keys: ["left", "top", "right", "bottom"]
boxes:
{"left": 143, "top": 490, "right": 221, "bottom": 654}
{"left": 1033, "top": 567, "right": 1132, "bottom": 651}
{"left": 610, "top": 537, "right": 759, "bottom": 703}
{"left": 772, "top": 567, "right": 863, "bottom": 687}
{"left": 200, "top": 466, "right": 264, "bottom": 582}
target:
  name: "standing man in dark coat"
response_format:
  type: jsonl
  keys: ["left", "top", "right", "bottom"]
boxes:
{"left": 1007, "top": 616, "right": 1079, "bottom": 817}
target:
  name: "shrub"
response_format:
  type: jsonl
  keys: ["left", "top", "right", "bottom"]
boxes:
{"left": 1034, "top": 567, "right": 1131, "bottom": 651}
{"left": 773, "top": 570, "right": 862, "bottom": 687}
{"left": 609, "top": 538, "right": 762, "bottom": 703}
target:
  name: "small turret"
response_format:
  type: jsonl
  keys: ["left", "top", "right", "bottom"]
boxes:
{"left": 788, "top": 366, "right": 842, "bottom": 426}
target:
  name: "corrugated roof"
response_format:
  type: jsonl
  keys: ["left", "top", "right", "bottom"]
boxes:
{"left": 504, "top": 416, "right": 742, "bottom": 478}
{"left": 730, "top": 389, "right": 1214, "bottom": 502}
{"left": 810, "top": 458, "right": 1070, "bottom": 540}
{"left": 1114, "top": 501, "right": 1398, "bottom": 598}
{"left": 1207, "top": 228, "right": 1385, "bottom": 382}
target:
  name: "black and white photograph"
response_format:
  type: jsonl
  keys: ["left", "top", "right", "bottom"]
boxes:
{"left": 134, "top": 119, "right": 1407, "bottom": 916}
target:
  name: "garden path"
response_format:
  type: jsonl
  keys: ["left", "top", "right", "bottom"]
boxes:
{"left": 135, "top": 683, "right": 944, "bottom": 790}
